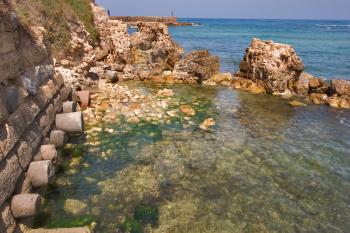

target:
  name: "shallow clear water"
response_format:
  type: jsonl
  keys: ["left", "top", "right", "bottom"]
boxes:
{"left": 170, "top": 19, "right": 350, "bottom": 80}
{"left": 36, "top": 83, "right": 350, "bottom": 233}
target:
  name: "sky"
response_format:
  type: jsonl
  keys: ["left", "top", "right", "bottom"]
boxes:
{"left": 96, "top": 0, "right": 350, "bottom": 20}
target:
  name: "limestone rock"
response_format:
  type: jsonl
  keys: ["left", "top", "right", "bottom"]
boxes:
{"left": 173, "top": 50, "right": 220, "bottom": 84}
{"left": 239, "top": 38, "right": 304, "bottom": 93}
{"left": 289, "top": 100, "right": 307, "bottom": 107}
{"left": 180, "top": 105, "right": 196, "bottom": 116}
{"left": 129, "top": 22, "right": 183, "bottom": 79}
{"left": 331, "top": 79, "right": 350, "bottom": 96}
{"left": 309, "top": 93, "right": 328, "bottom": 105}
{"left": 200, "top": 118, "right": 216, "bottom": 131}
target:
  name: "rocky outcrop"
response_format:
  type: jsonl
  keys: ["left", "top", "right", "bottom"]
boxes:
{"left": 239, "top": 38, "right": 304, "bottom": 93}
{"left": 172, "top": 50, "right": 220, "bottom": 84}
{"left": 92, "top": 4, "right": 131, "bottom": 65}
{"left": 127, "top": 22, "right": 183, "bottom": 80}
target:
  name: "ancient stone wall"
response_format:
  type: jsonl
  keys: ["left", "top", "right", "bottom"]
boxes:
{"left": 0, "top": 12, "right": 67, "bottom": 232}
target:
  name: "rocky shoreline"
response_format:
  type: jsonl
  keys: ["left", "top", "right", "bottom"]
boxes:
{"left": 56, "top": 3, "right": 350, "bottom": 111}
{"left": 1, "top": 0, "right": 350, "bottom": 232}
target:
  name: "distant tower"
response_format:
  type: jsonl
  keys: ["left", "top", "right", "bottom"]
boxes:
{"left": 107, "top": 9, "right": 110, "bottom": 16}
{"left": 172, "top": 11, "right": 174, "bottom": 17}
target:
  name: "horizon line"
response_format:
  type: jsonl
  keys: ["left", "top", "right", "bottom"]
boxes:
{"left": 111, "top": 15, "right": 350, "bottom": 21}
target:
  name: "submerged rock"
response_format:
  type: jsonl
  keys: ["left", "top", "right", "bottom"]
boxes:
{"left": 239, "top": 38, "right": 304, "bottom": 93}
{"left": 179, "top": 105, "right": 196, "bottom": 116}
{"left": 118, "top": 219, "right": 143, "bottom": 233}
{"left": 173, "top": 50, "right": 220, "bottom": 84}
{"left": 200, "top": 118, "right": 216, "bottom": 131}
{"left": 288, "top": 100, "right": 307, "bottom": 107}
{"left": 309, "top": 93, "right": 328, "bottom": 104}
{"left": 133, "top": 204, "right": 159, "bottom": 226}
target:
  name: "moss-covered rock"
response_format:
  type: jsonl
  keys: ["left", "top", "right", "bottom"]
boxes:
{"left": 133, "top": 204, "right": 159, "bottom": 226}
{"left": 118, "top": 219, "right": 143, "bottom": 233}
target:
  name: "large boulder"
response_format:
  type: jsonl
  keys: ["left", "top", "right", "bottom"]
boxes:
{"left": 331, "top": 79, "right": 350, "bottom": 96}
{"left": 172, "top": 50, "right": 220, "bottom": 84}
{"left": 239, "top": 38, "right": 304, "bottom": 93}
{"left": 129, "top": 22, "right": 183, "bottom": 79}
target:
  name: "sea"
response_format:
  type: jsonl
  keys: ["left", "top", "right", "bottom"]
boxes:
{"left": 170, "top": 18, "right": 350, "bottom": 80}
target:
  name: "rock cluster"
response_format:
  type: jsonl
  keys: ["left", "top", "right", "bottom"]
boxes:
{"left": 173, "top": 50, "right": 220, "bottom": 84}
{"left": 236, "top": 38, "right": 350, "bottom": 109}
{"left": 239, "top": 38, "right": 304, "bottom": 93}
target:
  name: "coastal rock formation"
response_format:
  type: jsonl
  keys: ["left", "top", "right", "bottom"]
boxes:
{"left": 331, "top": 79, "right": 350, "bottom": 96}
{"left": 239, "top": 38, "right": 304, "bottom": 93}
{"left": 92, "top": 4, "right": 131, "bottom": 65}
{"left": 173, "top": 50, "right": 220, "bottom": 84}
{"left": 293, "top": 72, "right": 330, "bottom": 96}
{"left": 129, "top": 22, "right": 183, "bottom": 79}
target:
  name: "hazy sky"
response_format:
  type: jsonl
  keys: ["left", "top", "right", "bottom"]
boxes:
{"left": 96, "top": 0, "right": 350, "bottom": 20}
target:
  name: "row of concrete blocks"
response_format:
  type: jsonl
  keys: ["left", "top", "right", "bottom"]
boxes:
{"left": 10, "top": 92, "right": 90, "bottom": 221}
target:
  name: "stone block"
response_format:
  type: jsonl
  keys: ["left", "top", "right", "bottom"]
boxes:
{"left": 0, "top": 202, "right": 16, "bottom": 233}
{"left": 0, "top": 91, "right": 9, "bottom": 123}
{"left": 0, "top": 153, "right": 23, "bottom": 206}
{"left": 60, "top": 85, "right": 72, "bottom": 101}
{"left": 5, "top": 85, "right": 28, "bottom": 114}
{"left": 7, "top": 99, "right": 40, "bottom": 139}
{"left": 0, "top": 51, "right": 23, "bottom": 81}
{"left": 0, "top": 123, "right": 17, "bottom": 161}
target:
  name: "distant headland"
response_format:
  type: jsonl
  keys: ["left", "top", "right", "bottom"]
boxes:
{"left": 110, "top": 16, "right": 194, "bottom": 26}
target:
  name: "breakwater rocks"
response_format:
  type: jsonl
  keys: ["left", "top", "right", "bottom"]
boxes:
{"left": 110, "top": 16, "right": 193, "bottom": 27}
{"left": 233, "top": 38, "right": 350, "bottom": 109}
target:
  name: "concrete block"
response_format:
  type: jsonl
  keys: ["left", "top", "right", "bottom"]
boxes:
{"left": 55, "top": 112, "right": 84, "bottom": 134}
{"left": 76, "top": 91, "right": 89, "bottom": 109}
{"left": 39, "top": 145, "right": 57, "bottom": 162}
{"left": 27, "top": 160, "right": 54, "bottom": 188}
{"left": 10, "top": 194, "right": 41, "bottom": 218}
{"left": 62, "top": 101, "right": 77, "bottom": 113}
{"left": 49, "top": 130, "right": 67, "bottom": 148}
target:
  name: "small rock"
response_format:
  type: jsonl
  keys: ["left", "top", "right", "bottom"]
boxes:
{"left": 127, "top": 116, "right": 141, "bottom": 124}
{"left": 288, "top": 101, "right": 307, "bottom": 107}
{"left": 180, "top": 105, "right": 196, "bottom": 116}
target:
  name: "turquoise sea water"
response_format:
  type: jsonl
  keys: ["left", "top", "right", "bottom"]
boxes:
{"left": 170, "top": 19, "right": 350, "bottom": 80}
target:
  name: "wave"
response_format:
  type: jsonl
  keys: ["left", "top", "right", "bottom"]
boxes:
{"left": 316, "top": 24, "right": 350, "bottom": 27}
{"left": 338, "top": 117, "right": 350, "bottom": 127}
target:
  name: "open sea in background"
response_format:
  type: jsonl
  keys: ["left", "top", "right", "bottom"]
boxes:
{"left": 170, "top": 19, "right": 350, "bottom": 80}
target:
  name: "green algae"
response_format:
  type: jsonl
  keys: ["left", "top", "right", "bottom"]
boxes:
{"left": 133, "top": 204, "right": 159, "bottom": 226}
{"left": 33, "top": 212, "right": 95, "bottom": 229}
{"left": 118, "top": 219, "right": 143, "bottom": 233}
{"left": 34, "top": 83, "right": 350, "bottom": 233}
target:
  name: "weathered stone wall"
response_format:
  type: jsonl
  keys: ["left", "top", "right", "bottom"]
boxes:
{"left": 0, "top": 12, "right": 66, "bottom": 232}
